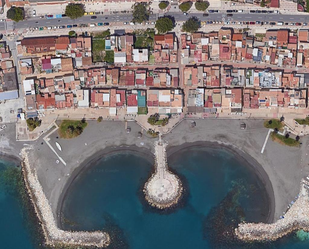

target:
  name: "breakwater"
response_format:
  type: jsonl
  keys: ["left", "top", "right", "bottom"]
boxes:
{"left": 21, "top": 148, "right": 110, "bottom": 248}
{"left": 144, "top": 138, "right": 183, "bottom": 209}
{"left": 235, "top": 181, "right": 309, "bottom": 242}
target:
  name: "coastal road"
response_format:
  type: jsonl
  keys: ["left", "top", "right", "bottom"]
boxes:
{"left": 2, "top": 12, "right": 309, "bottom": 31}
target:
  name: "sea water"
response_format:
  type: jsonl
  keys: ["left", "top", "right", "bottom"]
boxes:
{"left": 2, "top": 147, "right": 309, "bottom": 249}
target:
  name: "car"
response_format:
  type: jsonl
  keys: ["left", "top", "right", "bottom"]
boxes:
{"left": 250, "top": 10, "right": 256, "bottom": 13}
{"left": 47, "top": 26, "right": 52, "bottom": 30}
{"left": 104, "top": 22, "right": 109, "bottom": 26}
{"left": 277, "top": 21, "right": 283, "bottom": 25}
{"left": 203, "top": 13, "right": 209, "bottom": 16}
{"left": 213, "top": 10, "right": 219, "bottom": 12}
{"left": 73, "top": 24, "right": 78, "bottom": 27}
{"left": 270, "top": 22, "right": 276, "bottom": 25}
{"left": 274, "top": 10, "right": 279, "bottom": 14}
{"left": 256, "top": 10, "right": 262, "bottom": 13}
{"left": 268, "top": 10, "right": 274, "bottom": 13}
{"left": 123, "top": 22, "right": 128, "bottom": 25}
{"left": 231, "top": 21, "right": 236, "bottom": 24}
{"left": 226, "top": 10, "right": 233, "bottom": 13}
{"left": 208, "top": 10, "right": 214, "bottom": 13}
{"left": 238, "top": 10, "right": 243, "bottom": 12}
{"left": 33, "top": 10, "right": 36, "bottom": 17}
{"left": 303, "top": 23, "right": 308, "bottom": 26}
{"left": 105, "top": 17, "right": 108, "bottom": 19}
{"left": 84, "top": 12, "right": 88, "bottom": 16}
{"left": 39, "top": 27, "right": 44, "bottom": 30}
{"left": 62, "top": 14, "right": 67, "bottom": 17}
{"left": 130, "top": 22, "right": 135, "bottom": 25}
{"left": 183, "top": 12, "right": 188, "bottom": 15}
{"left": 89, "top": 12, "right": 94, "bottom": 15}
{"left": 67, "top": 25, "right": 72, "bottom": 28}
{"left": 264, "top": 21, "right": 269, "bottom": 25}
{"left": 151, "top": 21, "right": 155, "bottom": 25}
{"left": 231, "top": 2, "right": 236, "bottom": 5}
{"left": 256, "top": 21, "right": 261, "bottom": 24}
{"left": 40, "top": 16, "right": 44, "bottom": 19}
{"left": 296, "top": 22, "right": 302, "bottom": 26}
{"left": 237, "top": 21, "right": 242, "bottom": 25}
{"left": 227, "top": 14, "right": 233, "bottom": 17}
{"left": 95, "top": 12, "right": 100, "bottom": 14}
{"left": 89, "top": 23, "right": 96, "bottom": 27}
{"left": 91, "top": 16, "right": 97, "bottom": 19}
{"left": 290, "top": 22, "right": 295, "bottom": 25}
{"left": 97, "top": 23, "right": 103, "bottom": 26}
{"left": 285, "top": 22, "right": 289, "bottom": 25}
{"left": 59, "top": 25, "right": 66, "bottom": 29}
{"left": 46, "top": 14, "right": 53, "bottom": 18}
{"left": 249, "top": 21, "right": 255, "bottom": 25}
{"left": 53, "top": 26, "right": 57, "bottom": 29}
{"left": 262, "top": 10, "right": 267, "bottom": 13}
{"left": 240, "top": 122, "right": 246, "bottom": 130}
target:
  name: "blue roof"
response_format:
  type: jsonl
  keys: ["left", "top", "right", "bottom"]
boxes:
{"left": 0, "top": 90, "right": 19, "bottom": 100}
{"left": 137, "top": 90, "right": 146, "bottom": 107}
{"left": 105, "top": 40, "right": 111, "bottom": 50}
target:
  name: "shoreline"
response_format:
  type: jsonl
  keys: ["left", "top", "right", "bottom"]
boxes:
{"left": 166, "top": 141, "right": 275, "bottom": 224}
{"left": 57, "top": 145, "right": 154, "bottom": 229}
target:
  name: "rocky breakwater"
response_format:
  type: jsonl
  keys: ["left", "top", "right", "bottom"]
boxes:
{"left": 235, "top": 181, "right": 309, "bottom": 242}
{"left": 144, "top": 139, "right": 183, "bottom": 209}
{"left": 21, "top": 148, "right": 110, "bottom": 248}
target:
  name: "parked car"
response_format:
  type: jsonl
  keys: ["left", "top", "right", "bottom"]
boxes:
{"left": 98, "top": 23, "right": 103, "bottom": 26}
{"left": 33, "top": 10, "right": 36, "bottom": 17}
{"left": 91, "top": 16, "right": 97, "bottom": 19}
{"left": 203, "top": 13, "right": 209, "bottom": 16}
{"left": 67, "top": 25, "right": 72, "bottom": 28}
{"left": 250, "top": 10, "right": 256, "bottom": 13}
{"left": 89, "top": 23, "right": 96, "bottom": 27}
{"left": 270, "top": 22, "right": 276, "bottom": 25}
{"left": 238, "top": 10, "right": 243, "bottom": 12}
{"left": 104, "top": 22, "right": 109, "bottom": 26}
{"left": 183, "top": 12, "right": 188, "bottom": 15}
{"left": 123, "top": 22, "right": 128, "bottom": 25}
{"left": 73, "top": 24, "right": 78, "bottom": 27}
{"left": 227, "top": 14, "right": 233, "bottom": 17}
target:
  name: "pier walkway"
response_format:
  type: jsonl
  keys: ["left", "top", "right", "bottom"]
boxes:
{"left": 236, "top": 181, "right": 309, "bottom": 241}
{"left": 144, "top": 136, "right": 183, "bottom": 209}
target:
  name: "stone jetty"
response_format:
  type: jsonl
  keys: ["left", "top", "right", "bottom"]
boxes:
{"left": 235, "top": 181, "right": 309, "bottom": 242}
{"left": 21, "top": 148, "right": 110, "bottom": 248}
{"left": 144, "top": 137, "right": 183, "bottom": 209}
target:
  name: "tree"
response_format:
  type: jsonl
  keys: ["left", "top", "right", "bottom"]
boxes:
{"left": 97, "top": 116, "right": 103, "bottom": 122}
{"left": 148, "top": 113, "right": 159, "bottom": 125}
{"left": 285, "top": 133, "right": 290, "bottom": 139}
{"left": 179, "top": 2, "right": 192, "bottom": 12}
{"left": 69, "top": 31, "right": 76, "bottom": 37}
{"left": 26, "top": 118, "right": 41, "bottom": 131}
{"left": 296, "top": 135, "right": 300, "bottom": 141}
{"left": 182, "top": 17, "right": 200, "bottom": 33}
{"left": 260, "top": 0, "right": 266, "bottom": 7}
{"left": 195, "top": 1, "right": 209, "bottom": 11}
{"left": 132, "top": 3, "right": 149, "bottom": 24}
{"left": 65, "top": 3, "right": 85, "bottom": 19}
{"left": 7, "top": 7, "right": 24, "bottom": 22}
{"left": 155, "top": 17, "right": 174, "bottom": 33}
{"left": 159, "top": 1, "right": 169, "bottom": 10}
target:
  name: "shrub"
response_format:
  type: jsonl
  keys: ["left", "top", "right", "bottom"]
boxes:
{"left": 179, "top": 1, "right": 192, "bottom": 12}
{"left": 159, "top": 1, "right": 169, "bottom": 9}
{"left": 65, "top": 3, "right": 85, "bottom": 19}
{"left": 69, "top": 31, "right": 76, "bottom": 37}
{"left": 264, "top": 119, "right": 283, "bottom": 130}
{"left": 195, "top": 1, "right": 209, "bottom": 11}
{"left": 59, "top": 120, "right": 88, "bottom": 139}
{"left": 97, "top": 116, "right": 103, "bottom": 122}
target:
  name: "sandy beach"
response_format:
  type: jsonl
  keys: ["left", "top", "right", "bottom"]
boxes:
{"left": 1, "top": 118, "right": 308, "bottom": 229}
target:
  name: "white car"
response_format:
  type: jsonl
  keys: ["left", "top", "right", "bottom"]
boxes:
{"left": 123, "top": 22, "right": 128, "bottom": 25}
{"left": 32, "top": 10, "right": 36, "bottom": 17}
{"left": 238, "top": 10, "right": 243, "bottom": 13}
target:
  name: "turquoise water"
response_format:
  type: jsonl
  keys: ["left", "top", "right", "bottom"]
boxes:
{"left": 2, "top": 147, "right": 309, "bottom": 249}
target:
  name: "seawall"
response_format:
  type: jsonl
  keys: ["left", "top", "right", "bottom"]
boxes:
{"left": 21, "top": 148, "right": 110, "bottom": 248}
{"left": 235, "top": 181, "right": 309, "bottom": 242}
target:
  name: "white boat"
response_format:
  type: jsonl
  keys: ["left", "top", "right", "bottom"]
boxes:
{"left": 55, "top": 142, "right": 62, "bottom": 151}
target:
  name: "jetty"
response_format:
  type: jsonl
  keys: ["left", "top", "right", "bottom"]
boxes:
{"left": 144, "top": 135, "right": 183, "bottom": 209}
{"left": 236, "top": 180, "right": 309, "bottom": 242}
{"left": 21, "top": 148, "right": 110, "bottom": 248}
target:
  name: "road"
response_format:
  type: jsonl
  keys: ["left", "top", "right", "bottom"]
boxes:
{"left": 1, "top": 12, "right": 309, "bottom": 31}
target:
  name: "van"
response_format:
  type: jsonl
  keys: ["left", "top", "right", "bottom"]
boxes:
{"left": 277, "top": 22, "right": 283, "bottom": 26}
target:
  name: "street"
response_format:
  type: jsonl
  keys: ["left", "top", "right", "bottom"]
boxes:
{"left": 1, "top": 12, "right": 309, "bottom": 32}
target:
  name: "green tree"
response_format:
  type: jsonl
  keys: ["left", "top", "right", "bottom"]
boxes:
{"left": 7, "top": 7, "right": 24, "bottom": 22}
{"left": 159, "top": 1, "right": 169, "bottom": 10}
{"left": 179, "top": 1, "right": 192, "bottom": 12}
{"left": 182, "top": 17, "right": 200, "bottom": 33}
{"left": 26, "top": 118, "right": 41, "bottom": 131}
{"left": 68, "top": 31, "right": 76, "bottom": 37}
{"left": 195, "top": 1, "right": 209, "bottom": 11}
{"left": 65, "top": 3, "right": 85, "bottom": 19}
{"left": 132, "top": 3, "right": 149, "bottom": 24}
{"left": 155, "top": 17, "right": 174, "bottom": 33}
{"left": 260, "top": 0, "right": 266, "bottom": 7}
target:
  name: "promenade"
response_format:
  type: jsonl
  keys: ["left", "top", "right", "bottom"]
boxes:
{"left": 144, "top": 135, "right": 183, "bottom": 209}
{"left": 236, "top": 181, "right": 309, "bottom": 241}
